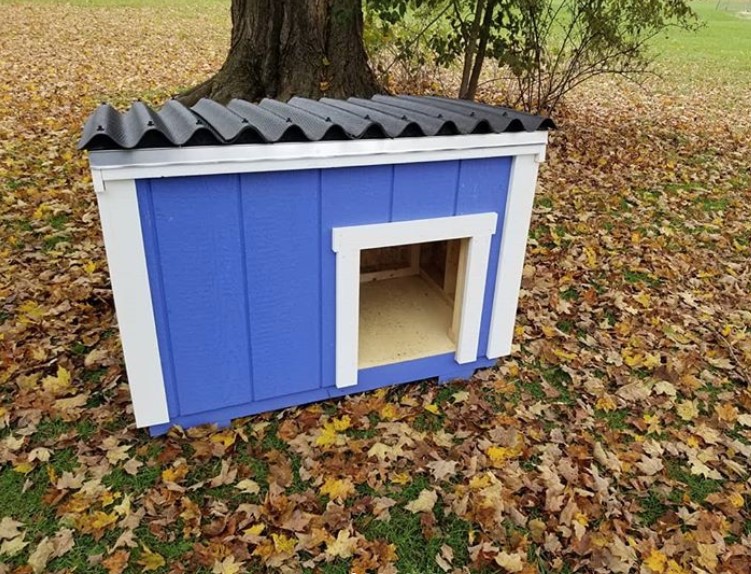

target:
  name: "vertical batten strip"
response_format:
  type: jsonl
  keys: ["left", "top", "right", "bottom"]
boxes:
{"left": 486, "top": 154, "right": 541, "bottom": 358}
{"left": 317, "top": 169, "right": 325, "bottom": 389}
{"left": 237, "top": 175, "right": 255, "bottom": 402}
{"left": 138, "top": 182, "right": 181, "bottom": 418}
{"left": 96, "top": 178, "right": 170, "bottom": 426}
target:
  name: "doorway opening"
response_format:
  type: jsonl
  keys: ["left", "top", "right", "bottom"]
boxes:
{"left": 358, "top": 239, "right": 467, "bottom": 368}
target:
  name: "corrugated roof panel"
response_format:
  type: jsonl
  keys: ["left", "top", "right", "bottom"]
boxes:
{"left": 78, "top": 95, "right": 554, "bottom": 151}
{"left": 319, "top": 98, "right": 425, "bottom": 138}
{"left": 347, "top": 97, "right": 458, "bottom": 136}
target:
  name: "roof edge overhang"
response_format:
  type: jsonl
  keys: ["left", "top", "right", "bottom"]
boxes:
{"left": 88, "top": 131, "right": 549, "bottom": 190}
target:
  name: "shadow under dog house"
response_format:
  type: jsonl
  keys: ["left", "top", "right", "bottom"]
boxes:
{"left": 79, "top": 95, "right": 553, "bottom": 435}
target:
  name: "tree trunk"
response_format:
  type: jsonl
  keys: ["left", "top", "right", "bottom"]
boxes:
{"left": 463, "top": 0, "right": 495, "bottom": 100}
{"left": 179, "top": 0, "right": 382, "bottom": 106}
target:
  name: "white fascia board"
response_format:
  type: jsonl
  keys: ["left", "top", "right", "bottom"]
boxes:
{"left": 332, "top": 213, "right": 498, "bottom": 253}
{"left": 88, "top": 132, "right": 548, "bottom": 185}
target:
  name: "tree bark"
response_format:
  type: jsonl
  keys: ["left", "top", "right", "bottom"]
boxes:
{"left": 464, "top": 0, "right": 495, "bottom": 100}
{"left": 458, "top": 0, "right": 486, "bottom": 99}
{"left": 179, "top": 0, "right": 382, "bottom": 106}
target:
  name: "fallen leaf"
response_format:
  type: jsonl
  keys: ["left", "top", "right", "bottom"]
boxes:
{"left": 325, "top": 530, "right": 358, "bottom": 559}
{"left": 405, "top": 489, "right": 437, "bottom": 513}
{"left": 494, "top": 551, "right": 525, "bottom": 572}
{"left": 320, "top": 477, "right": 355, "bottom": 501}
{"left": 138, "top": 545, "right": 165, "bottom": 572}
{"left": 212, "top": 556, "right": 244, "bottom": 574}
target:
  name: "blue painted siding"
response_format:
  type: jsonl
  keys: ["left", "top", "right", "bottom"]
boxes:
{"left": 240, "top": 171, "right": 323, "bottom": 400}
{"left": 454, "top": 158, "right": 512, "bottom": 357}
{"left": 391, "top": 161, "right": 459, "bottom": 221}
{"left": 138, "top": 157, "right": 513, "bottom": 431}
{"left": 138, "top": 176, "right": 252, "bottom": 416}
{"left": 320, "top": 165, "right": 394, "bottom": 394}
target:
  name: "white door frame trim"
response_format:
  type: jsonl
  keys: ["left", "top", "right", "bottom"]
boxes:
{"left": 332, "top": 213, "right": 497, "bottom": 389}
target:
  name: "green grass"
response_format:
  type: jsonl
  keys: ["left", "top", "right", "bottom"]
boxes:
{"left": 653, "top": 1, "right": 751, "bottom": 82}
{"left": 666, "top": 461, "right": 723, "bottom": 503}
{"left": 638, "top": 490, "right": 669, "bottom": 526}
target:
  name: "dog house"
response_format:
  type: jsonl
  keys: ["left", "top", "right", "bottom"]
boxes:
{"left": 79, "top": 95, "right": 553, "bottom": 435}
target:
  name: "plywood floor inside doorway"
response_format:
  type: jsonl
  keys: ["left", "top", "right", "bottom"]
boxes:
{"left": 359, "top": 275, "right": 456, "bottom": 368}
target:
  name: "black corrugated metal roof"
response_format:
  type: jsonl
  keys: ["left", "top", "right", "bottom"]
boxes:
{"left": 78, "top": 95, "right": 554, "bottom": 151}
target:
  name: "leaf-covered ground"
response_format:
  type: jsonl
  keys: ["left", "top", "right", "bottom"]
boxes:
{"left": 1, "top": 2, "right": 750, "bottom": 574}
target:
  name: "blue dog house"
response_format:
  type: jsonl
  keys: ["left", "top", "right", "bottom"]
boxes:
{"left": 80, "top": 95, "right": 552, "bottom": 434}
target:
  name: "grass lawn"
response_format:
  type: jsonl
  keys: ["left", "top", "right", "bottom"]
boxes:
{"left": 653, "top": 0, "right": 751, "bottom": 83}
{"left": 0, "top": 1, "right": 750, "bottom": 573}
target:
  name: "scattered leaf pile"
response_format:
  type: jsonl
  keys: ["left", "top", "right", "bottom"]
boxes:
{"left": 1, "top": 3, "right": 750, "bottom": 574}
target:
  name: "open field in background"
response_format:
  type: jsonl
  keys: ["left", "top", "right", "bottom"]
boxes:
{"left": 652, "top": 1, "right": 751, "bottom": 87}
{"left": 0, "top": 1, "right": 750, "bottom": 573}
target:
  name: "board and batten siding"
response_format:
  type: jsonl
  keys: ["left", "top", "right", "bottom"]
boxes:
{"left": 137, "top": 157, "right": 512, "bottom": 432}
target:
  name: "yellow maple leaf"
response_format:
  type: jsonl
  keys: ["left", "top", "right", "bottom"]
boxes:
{"left": 271, "top": 533, "right": 296, "bottom": 554}
{"left": 676, "top": 400, "right": 698, "bottom": 421}
{"left": 469, "top": 473, "right": 493, "bottom": 490}
{"left": 244, "top": 523, "right": 265, "bottom": 536}
{"left": 424, "top": 403, "right": 440, "bottom": 415}
{"left": 161, "top": 464, "right": 188, "bottom": 484}
{"left": 315, "top": 425, "right": 339, "bottom": 447}
{"left": 452, "top": 390, "right": 469, "bottom": 403}
{"left": 642, "top": 353, "right": 661, "bottom": 369}
{"left": 89, "top": 511, "right": 118, "bottom": 531}
{"left": 622, "top": 349, "right": 643, "bottom": 368}
{"left": 644, "top": 549, "right": 667, "bottom": 573}
{"left": 210, "top": 430, "right": 236, "bottom": 448}
{"left": 634, "top": 292, "right": 651, "bottom": 308}
{"left": 325, "top": 530, "right": 358, "bottom": 559}
{"left": 315, "top": 416, "right": 351, "bottom": 447}
{"left": 728, "top": 492, "right": 745, "bottom": 508}
{"left": 19, "top": 300, "right": 44, "bottom": 323}
{"left": 320, "top": 477, "right": 355, "bottom": 501}
{"left": 13, "top": 461, "right": 34, "bottom": 474}
{"left": 380, "top": 404, "right": 398, "bottom": 420}
{"left": 113, "top": 494, "right": 130, "bottom": 517}
{"left": 552, "top": 347, "right": 576, "bottom": 361}
{"left": 331, "top": 415, "right": 351, "bottom": 432}
{"left": 391, "top": 472, "right": 411, "bottom": 485}
{"left": 584, "top": 246, "right": 597, "bottom": 268}
{"left": 138, "top": 545, "right": 165, "bottom": 572}
{"left": 486, "top": 442, "right": 523, "bottom": 467}
{"left": 83, "top": 261, "right": 97, "bottom": 274}
{"left": 42, "top": 366, "right": 72, "bottom": 396}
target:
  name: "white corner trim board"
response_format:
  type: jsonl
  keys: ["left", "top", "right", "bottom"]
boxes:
{"left": 486, "top": 154, "right": 541, "bottom": 359}
{"left": 87, "top": 132, "right": 548, "bottom": 185}
{"left": 333, "top": 212, "right": 498, "bottom": 389}
{"left": 96, "top": 179, "right": 170, "bottom": 427}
